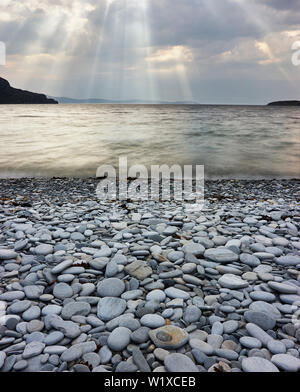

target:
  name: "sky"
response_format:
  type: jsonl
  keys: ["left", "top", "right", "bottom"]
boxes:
{"left": 0, "top": 0, "right": 300, "bottom": 104}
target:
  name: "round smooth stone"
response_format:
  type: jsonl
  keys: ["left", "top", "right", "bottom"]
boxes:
{"left": 240, "top": 336, "right": 262, "bottom": 349}
{"left": 97, "top": 297, "right": 126, "bottom": 321}
{"left": 44, "top": 331, "right": 64, "bottom": 345}
{"left": 223, "top": 320, "right": 238, "bottom": 334}
{"left": 53, "top": 283, "right": 73, "bottom": 299}
{"left": 27, "top": 320, "right": 44, "bottom": 333}
{"left": 121, "top": 290, "right": 143, "bottom": 301}
{"left": 13, "top": 360, "right": 28, "bottom": 371}
{"left": 267, "top": 340, "right": 286, "bottom": 354}
{"left": 242, "top": 357, "right": 279, "bottom": 372}
{"left": 57, "top": 274, "right": 75, "bottom": 283}
{"left": 35, "top": 244, "right": 53, "bottom": 256}
{"left": 41, "top": 305, "right": 62, "bottom": 316}
{"left": 22, "top": 306, "right": 41, "bottom": 321}
{"left": 107, "top": 327, "right": 131, "bottom": 351}
{"left": 146, "top": 290, "right": 166, "bottom": 303}
{"left": 97, "top": 278, "right": 125, "bottom": 297}
{"left": 9, "top": 300, "right": 31, "bottom": 314}
{"left": 140, "top": 314, "right": 165, "bottom": 328}
{"left": 164, "top": 353, "right": 199, "bottom": 372}
{"left": 183, "top": 305, "right": 201, "bottom": 323}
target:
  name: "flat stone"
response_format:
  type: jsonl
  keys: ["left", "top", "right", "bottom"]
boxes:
{"left": 182, "top": 242, "right": 205, "bottom": 256}
{"left": 61, "top": 301, "right": 91, "bottom": 319}
{"left": 164, "top": 353, "right": 199, "bottom": 372}
{"left": 244, "top": 310, "right": 276, "bottom": 330}
{"left": 275, "top": 255, "right": 300, "bottom": 266}
{"left": 271, "top": 354, "right": 300, "bottom": 372}
{"left": 189, "top": 339, "right": 214, "bottom": 355}
{"left": 97, "top": 297, "right": 126, "bottom": 321}
{"left": 132, "top": 348, "right": 151, "bottom": 372}
{"left": 246, "top": 323, "right": 274, "bottom": 346}
{"left": 0, "top": 291, "right": 25, "bottom": 301}
{"left": 249, "top": 301, "right": 281, "bottom": 320}
{"left": 51, "top": 259, "right": 74, "bottom": 274}
{"left": 61, "top": 341, "right": 97, "bottom": 362}
{"left": 0, "top": 249, "right": 18, "bottom": 260}
{"left": 43, "top": 345, "right": 67, "bottom": 355}
{"left": 242, "top": 357, "right": 279, "bottom": 372}
{"left": 97, "top": 278, "right": 125, "bottom": 297}
{"left": 250, "top": 291, "right": 276, "bottom": 302}
{"left": 149, "top": 325, "right": 189, "bottom": 349}
{"left": 24, "top": 285, "right": 44, "bottom": 299}
{"left": 50, "top": 319, "right": 81, "bottom": 339}
{"left": 240, "top": 336, "right": 262, "bottom": 349}
{"left": 268, "top": 282, "right": 298, "bottom": 294}
{"left": 218, "top": 274, "right": 249, "bottom": 289}
{"left": 204, "top": 248, "right": 239, "bottom": 263}
{"left": 165, "top": 287, "right": 190, "bottom": 300}
{"left": 23, "top": 341, "right": 45, "bottom": 359}
{"left": 124, "top": 260, "right": 152, "bottom": 280}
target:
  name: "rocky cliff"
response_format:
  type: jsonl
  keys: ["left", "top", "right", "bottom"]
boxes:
{"left": 0, "top": 77, "right": 58, "bottom": 104}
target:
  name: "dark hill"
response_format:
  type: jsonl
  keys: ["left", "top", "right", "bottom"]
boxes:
{"left": 267, "top": 100, "right": 300, "bottom": 106}
{"left": 0, "top": 77, "right": 58, "bottom": 104}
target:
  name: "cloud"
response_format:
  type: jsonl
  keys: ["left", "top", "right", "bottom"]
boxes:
{"left": 0, "top": 0, "right": 299, "bottom": 102}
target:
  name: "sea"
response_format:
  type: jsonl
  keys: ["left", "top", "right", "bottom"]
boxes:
{"left": 0, "top": 104, "right": 299, "bottom": 179}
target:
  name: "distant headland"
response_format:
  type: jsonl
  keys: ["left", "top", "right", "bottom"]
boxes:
{"left": 267, "top": 100, "right": 300, "bottom": 106}
{"left": 0, "top": 77, "right": 58, "bottom": 104}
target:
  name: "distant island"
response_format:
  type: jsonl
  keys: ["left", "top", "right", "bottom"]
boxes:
{"left": 267, "top": 100, "right": 300, "bottom": 106}
{"left": 52, "top": 96, "right": 199, "bottom": 105}
{"left": 0, "top": 77, "right": 58, "bottom": 104}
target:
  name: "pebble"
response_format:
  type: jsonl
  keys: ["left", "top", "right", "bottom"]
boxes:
{"left": 164, "top": 353, "right": 199, "bottom": 372}
{"left": 242, "top": 357, "right": 279, "bottom": 372}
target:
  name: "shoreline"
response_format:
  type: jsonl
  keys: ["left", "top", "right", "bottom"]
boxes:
{"left": 0, "top": 178, "right": 299, "bottom": 372}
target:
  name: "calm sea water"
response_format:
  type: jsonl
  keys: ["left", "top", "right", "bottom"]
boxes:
{"left": 0, "top": 104, "right": 299, "bottom": 179}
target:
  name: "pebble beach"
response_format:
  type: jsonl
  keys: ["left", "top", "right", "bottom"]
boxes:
{"left": 0, "top": 177, "right": 300, "bottom": 372}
